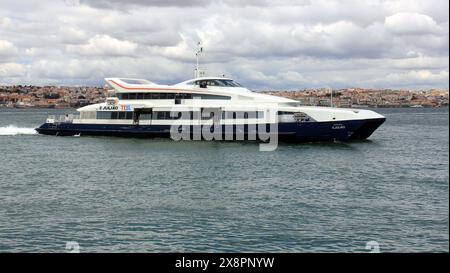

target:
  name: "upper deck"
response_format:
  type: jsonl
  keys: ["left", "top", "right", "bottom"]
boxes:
{"left": 104, "top": 77, "right": 298, "bottom": 105}
{"left": 106, "top": 77, "right": 243, "bottom": 92}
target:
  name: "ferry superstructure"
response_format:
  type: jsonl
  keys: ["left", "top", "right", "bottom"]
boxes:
{"left": 36, "top": 77, "right": 386, "bottom": 142}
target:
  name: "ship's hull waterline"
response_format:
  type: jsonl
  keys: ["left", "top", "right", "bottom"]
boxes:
{"left": 36, "top": 117, "right": 385, "bottom": 142}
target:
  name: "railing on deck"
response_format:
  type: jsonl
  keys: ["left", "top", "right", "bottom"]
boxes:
{"left": 46, "top": 114, "right": 80, "bottom": 124}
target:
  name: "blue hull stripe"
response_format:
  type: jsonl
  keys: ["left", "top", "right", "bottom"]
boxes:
{"left": 35, "top": 118, "right": 385, "bottom": 142}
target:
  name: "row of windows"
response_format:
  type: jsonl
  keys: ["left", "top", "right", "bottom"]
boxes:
{"left": 97, "top": 111, "right": 134, "bottom": 120}
{"left": 116, "top": 92, "right": 231, "bottom": 100}
{"left": 278, "top": 111, "right": 312, "bottom": 122}
{"left": 96, "top": 111, "right": 265, "bottom": 120}
{"left": 186, "top": 79, "right": 242, "bottom": 87}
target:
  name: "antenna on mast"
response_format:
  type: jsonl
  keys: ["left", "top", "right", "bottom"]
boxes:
{"left": 195, "top": 42, "right": 203, "bottom": 78}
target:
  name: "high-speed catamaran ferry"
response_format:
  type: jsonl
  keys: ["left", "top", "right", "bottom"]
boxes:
{"left": 36, "top": 76, "right": 385, "bottom": 142}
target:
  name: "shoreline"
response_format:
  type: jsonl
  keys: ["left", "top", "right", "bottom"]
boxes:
{"left": 1, "top": 105, "right": 448, "bottom": 110}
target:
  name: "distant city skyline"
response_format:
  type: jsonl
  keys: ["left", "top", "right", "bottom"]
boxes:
{"left": 0, "top": 0, "right": 449, "bottom": 90}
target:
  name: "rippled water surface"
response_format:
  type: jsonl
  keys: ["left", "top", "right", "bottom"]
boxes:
{"left": 0, "top": 108, "right": 448, "bottom": 252}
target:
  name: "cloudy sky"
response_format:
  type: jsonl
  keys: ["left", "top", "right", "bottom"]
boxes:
{"left": 0, "top": 0, "right": 448, "bottom": 90}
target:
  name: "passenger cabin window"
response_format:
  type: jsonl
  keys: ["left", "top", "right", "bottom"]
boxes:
{"left": 80, "top": 111, "right": 96, "bottom": 119}
{"left": 119, "top": 79, "right": 152, "bottom": 85}
{"left": 97, "top": 111, "right": 133, "bottom": 120}
{"left": 152, "top": 111, "right": 192, "bottom": 120}
{"left": 277, "top": 111, "right": 312, "bottom": 122}
{"left": 190, "top": 79, "right": 243, "bottom": 88}
{"left": 96, "top": 110, "right": 263, "bottom": 121}
{"left": 116, "top": 92, "right": 230, "bottom": 100}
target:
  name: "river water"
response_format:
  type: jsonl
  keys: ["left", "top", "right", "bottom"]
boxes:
{"left": 0, "top": 107, "right": 448, "bottom": 252}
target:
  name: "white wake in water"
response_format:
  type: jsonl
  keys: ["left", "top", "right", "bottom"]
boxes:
{"left": 0, "top": 125, "right": 37, "bottom": 136}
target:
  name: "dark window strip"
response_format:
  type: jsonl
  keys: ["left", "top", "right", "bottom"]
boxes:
{"left": 117, "top": 93, "right": 230, "bottom": 100}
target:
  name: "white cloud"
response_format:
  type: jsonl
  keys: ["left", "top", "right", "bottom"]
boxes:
{"left": 32, "top": 59, "right": 98, "bottom": 79}
{"left": 58, "top": 26, "right": 88, "bottom": 44}
{"left": 66, "top": 34, "right": 138, "bottom": 56}
{"left": 0, "top": 63, "right": 26, "bottom": 77}
{"left": 0, "top": 40, "right": 18, "bottom": 57}
{"left": 390, "top": 55, "right": 449, "bottom": 70}
{"left": 369, "top": 70, "right": 449, "bottom": 87}
{"left": 387, "top": 70, "right": 448, "bottom": 83}
{"left": 385, "top": 12, "right": 442, "bottom": 35}
{"left": 0, "top": 17, "right": 13, "bottom": 28}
